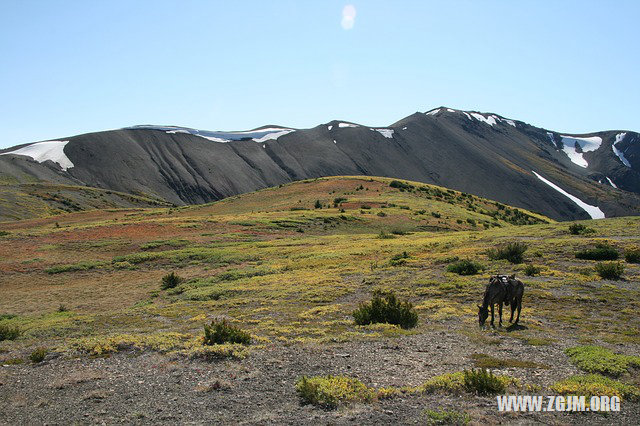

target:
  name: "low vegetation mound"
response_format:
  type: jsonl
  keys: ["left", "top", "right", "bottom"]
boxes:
{"left": 565, "top": 345, "right": 640, "bottom": 377}
{"left": 419, "top": 370, "right": 518, "bottom": 395}
{"left": 352, "top": 290, "right": 418, "bottom": 329}
{"left": 486, "top": 242, "right": 528, "bottom": 264}
{"left": 446, "top": 259, "right": 483, "bottom": 275}
{"left": 0, "top": 324, "right": 20, "bottom": 341}
{"left": 203, "top": 319, "right": 251, "bottom": 345}
{"left": 551, "top": 374, "right": 640, "bottom": 401}
{"left": 624, "top": 247, "right": 640, "bottom": 263}
{"left": 423, "top": 409, "right": 471, "bottom": 426}
{"left": 575, "top": 243, "right": 619, "bottom": 260}
{"left": 569, "top": 223, "right": 595, "bottom": 235}
{"left": 296, "top": 375, "right": 376, "bottom": 408}
{"left": 595, "top": 262, "right": 624, "bottom": 280}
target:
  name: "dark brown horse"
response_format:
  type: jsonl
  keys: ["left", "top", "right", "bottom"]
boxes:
{"left": 478, "top": 275, "right": 524, "bottom": 328}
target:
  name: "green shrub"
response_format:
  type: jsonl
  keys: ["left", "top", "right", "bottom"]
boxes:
{"left": 446, "top": 259, "right": 482, "bottom": 275}
{"left": 353, "top": 290, "right": 418, "bottom": 329}
{"left": 595, "top": 262, "right": 624, "bottom": 280}
{"left": 29, "top": 347, "right": 48, "bottom": 363}
{"left": 0, "top": 231, "right": 9, "bottom": 236}
{"left": 431, "top": 212, "right": 441, "bottom": 218}
{"left": 0, "top": 324, "right": 20, "bottom": 341}
{"left": 576, "top": 243, "right": 619, "bottom": 260}
{"left": 463, "top": 369, "right": 507, "bottom": 395}
{"left": 624, "top": 248, "right": 640, "bottom": 263}
{"left": 376, "top": 211, "right": 386, "bottom": 217}
{"left": 569, "top": 223, "right": 595, "bottom": 235}
{"left": 523, "top": 264, "right": 541, "bottom": 276}
{"left": 296, "top": 375, "right": 375, "bottom": 408}
{"left": 423, "top": 409, "right": 471, "bottom": 425}
{"left": 161, "top": 272, "right": 184, "bottom": 290}
{"left": 565, "top": 345, "right": 640, "bottom": 377}
{"left": 203, "top": 319, "right": 251, "bottom": 345}
{"left": 487, "top": 242, "right": 528, "bottom": 264}
{"left": 314, "top": 199, "right": 322, "bottom": 209}
{"left": 551, "top": 374, "right": 640, "bottom": 401}
{"left": 389, "top": 180, "right": 414, "bottom": 191}
{"left": 333, "top": 197, "right": 347, "bottom": 206}
{"left": 389, "top": 251, "right": 409, "bottom": 266}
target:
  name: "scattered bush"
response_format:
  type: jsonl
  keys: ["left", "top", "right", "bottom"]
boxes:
{"left": 551, "top": 374, "right": 640, "bottom": 401}
{"left": 376, "top": 211, "right": 386, "bottom": 217}
{"left": 0, "top": 231, "right": 9, "bottom": 236}
{"left": 487, "top": 242, "right": 528, "bottom": 264}
{"left": 296, "top": 375, "right": 375, "bottom": 408}
{"left": 389, "top": 180, "right": 414, "bottom": 191}
{"left": 57, "top": 305, "right": 68, "bottom": 312}
{"left": 624, "top": 248, "right": 640, "bottom": 263}
{"left": 463, "top": 369, "right": 508, "bottom": 395}
{"left": 575, "top": 243, "right": 619, "bottom": 260}
{"left": 431, "top": 212, "right": 441, "bottom": 218}
{"left": 333, "top": 197, "right": 347, "bottom": 207}
{"left": 29, "top": 347, "right": 48, "bottom": 363}
{"left": 314, "top": 199, "right": 322, "bottom": 209}
{"left": 423, "top": 409, "right": 471, "bottom": 426}
{"left": 565, "top": 345, "right": 640, "bottom": 377}
{"left": 595, "top": 262, "right": 624, "bottom": 280}
{"left": 446, "top": 259, "right": 483, "bottom": 275}
{"left": 0, "top": 324, "right": 20, "bottom": 341}
{"left": 569, "top": 223, "right": 595, "bottom": 235}
{"left": 377, "top": 230, "right": 395, "bottom": 239}
{"left": 161, "top": 272, "right": 184, "bottom": 290}
{"left": 523, "top": 264, "right": 541, "bottom": 276}
{"left": 203, "top": 319, "right": 251, "bottom": 345}
{"left": 353, "top": 290, "right": 418, "bottom": 329}
{"left": 389, "top": 251, "right": 409, "bottom": 266}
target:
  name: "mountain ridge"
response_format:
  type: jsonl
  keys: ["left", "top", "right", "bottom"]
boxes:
{"left": 1, "top": 107, "right": 639, "bottom": 221}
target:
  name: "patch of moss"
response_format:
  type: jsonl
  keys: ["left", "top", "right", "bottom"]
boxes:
{"left": 471, "top": 353, "right": 548, "bottom": 369}
{"left": 551, "top": 374, "right": 640, "bottom": 401}
{"left": 296, "top": 375, "right": 376, "bottom": 408}
{"left": 565, "top": 345, "right": 640, "bottom": 377}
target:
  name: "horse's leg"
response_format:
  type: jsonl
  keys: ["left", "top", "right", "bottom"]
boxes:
{"left": 498, "top": 302, "right": 503, "bottom": 327}
{"left": 515, "top": 298, "right": 522, "bottom": 324}
{"left": 490, "top": 304, "right": 495, "bottom": 328}
{"left": 509, "top": 302, "right": 515, "bottom": 323}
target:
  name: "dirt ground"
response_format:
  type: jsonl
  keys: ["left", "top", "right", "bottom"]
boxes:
{"left": 2, "top": 331, "right": 638, "bottom": 425}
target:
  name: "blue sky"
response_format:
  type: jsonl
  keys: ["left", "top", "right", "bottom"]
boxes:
{"left": 1, "top": 0, "right": 638, "bottom": 148}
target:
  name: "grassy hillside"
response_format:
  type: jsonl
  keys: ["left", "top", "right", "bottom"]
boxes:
{"left": 0, "top": 182, "right": 172, "bottom": 221}
{"left": 0, "top": 176, "right": 638, "bottom": 422}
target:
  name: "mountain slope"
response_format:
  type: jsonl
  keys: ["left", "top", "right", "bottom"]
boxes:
{"left": 1, "top": 108, "right": 639, "bottom": 221}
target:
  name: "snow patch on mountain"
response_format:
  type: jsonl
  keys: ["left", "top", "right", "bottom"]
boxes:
{"left": 129, "top": 125, "right": 295, "bottom": 143}
{"left": 532, "top": 171, "right": 605, "bottom": 219}
{"left": 606, "top": 177, "right": 618, "bottom": 189}
{"left": 547, "top": 132, "right": 558, "bottom": 148}
{"left": 462, "top": 112, "right": 472, "bottom": 120}
{"left": 338, "top": 122, "right": 358, "bottom": 128}
{"left": 612, "top": 132, "right": 631, "bottom": 167}
{"left": 0, "top": 141, "right": 74, "bottom": 171}
{"left": 560, "top": 135, "right": 602, "bottom": 168}
{"left": 426, "top": 109, "right": 440, "bottom": 116}
{"left": 373, "top": 129, "right": 394, "bottom": 139}
{"left": 503, "top": 119, "right": 516, "bottom": 127}
{"left": 470, "top": 113, "right": 497, "bottom": 126}
{"left": 328, "top": 125, "right": 333, "bottom": 131}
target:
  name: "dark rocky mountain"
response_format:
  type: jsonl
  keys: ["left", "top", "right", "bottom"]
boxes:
{"left": 1, "top": 107, "right": 639, "bottom": 221}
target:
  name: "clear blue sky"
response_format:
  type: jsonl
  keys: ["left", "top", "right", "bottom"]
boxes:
{"left": 1, "top": 0, "right": 638, "bottom": 148}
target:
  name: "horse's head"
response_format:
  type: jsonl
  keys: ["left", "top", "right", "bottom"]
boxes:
{"left": 478, "top": 304, "right": 489, "bottom": 327}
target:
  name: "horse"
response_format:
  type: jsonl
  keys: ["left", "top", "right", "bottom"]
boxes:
{"left": 478, "top": 275, "right": 524, "bottom": 328}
